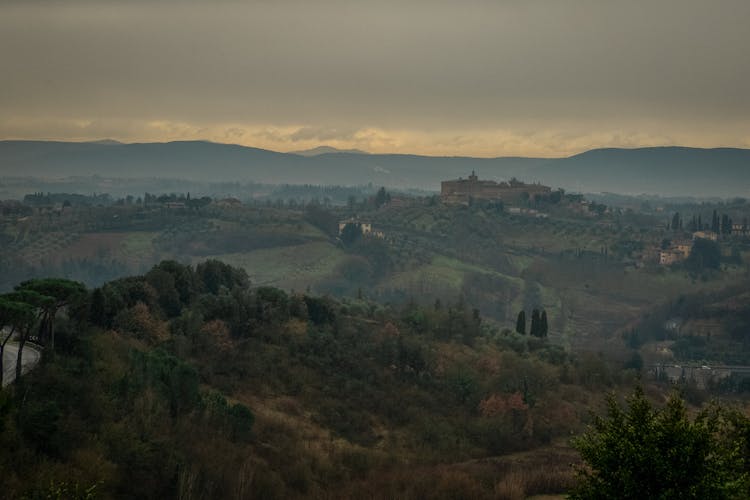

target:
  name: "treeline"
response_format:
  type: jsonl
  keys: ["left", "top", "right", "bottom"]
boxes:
{"left": 23, "top": 192, "right": 112, "bottom": 207}
{"left": 514, "top": 309, "right": 549, "bottom": 337}
{"left": 670, "top": 209, "right": 749, "bottom": 235}
{"left": 269, "top": 183, "right": 380, "bottom": 206}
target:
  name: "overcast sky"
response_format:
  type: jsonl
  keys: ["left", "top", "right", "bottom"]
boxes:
{"left": 1, "top": 0, "right": 749, "bottom": 157}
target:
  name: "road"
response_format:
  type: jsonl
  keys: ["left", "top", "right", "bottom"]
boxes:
{"left": 1, "top": 342, "right": 42, "bottom": 387}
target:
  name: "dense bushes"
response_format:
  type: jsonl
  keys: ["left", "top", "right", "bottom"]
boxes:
{"left": 570, "top": 387, "right": 750, "bottom": 499}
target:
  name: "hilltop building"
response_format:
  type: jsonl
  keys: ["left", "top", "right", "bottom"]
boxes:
{"left": 440, "top": 171, "right": 550, "bottom": 205}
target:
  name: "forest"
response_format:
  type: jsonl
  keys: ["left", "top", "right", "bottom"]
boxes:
{"left": 1, "top": 259, "right": 749, "bottom": 498}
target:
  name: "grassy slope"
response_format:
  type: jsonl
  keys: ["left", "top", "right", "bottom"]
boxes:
{"left": 204, "top": 241, "right": 346, "bottom": 290}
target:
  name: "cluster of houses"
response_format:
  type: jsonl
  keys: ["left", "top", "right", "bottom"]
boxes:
{"left": 337, "top": 219, "right": 385, "bottom": 239}
{"left": 654, "top": 230, "right": 723, "bottom": 266}
{"left": 730, "top": 223, "right": 750, "bottom": 237}
{"left": 506, "top": 207, "right": 549, "bottom": 218}
{"left": 655, "top": 225, "right": 749, "bottom": 266}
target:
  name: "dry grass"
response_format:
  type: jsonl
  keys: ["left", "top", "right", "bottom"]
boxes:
{"left": 494, "top": 471, "right": 526, "bottom": 500}
{"left": 494, "top": 466, "right": 576, "bottom": 499}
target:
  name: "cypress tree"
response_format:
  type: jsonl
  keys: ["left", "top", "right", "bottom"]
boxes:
{"left": 515, "top": 310, "right": 526, "bottom": 335}
{"left": 721, "top": 214, "right": 731, "bottom": 235}
{"left": 530, "top": 309, "right": 541, "bottom": 337}
{"left": 540, "top": 310, "right": 549, "bottom": 337}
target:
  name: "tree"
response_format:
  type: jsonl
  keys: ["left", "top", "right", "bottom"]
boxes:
{"left": 712, "top": 209, "right": 720, "bottom": 233}
{"left": 570, "top": 386, "right": 750, "bottom": 499}
{"left": 146, "top": 268, "right": 181, "bottom": 317}
{"left": 721, "top": 214, "right": 733, "bottom": 236}
{"left": 0, "top": 297, "right": 35, "bottom": 387}
{"left": 686, "top": 238, "right": 721, "bottom": 272}
{"left": 530, "top": 309, "right": 541, "bottom": 337}
{"left": 671, "top": 212, "right": 681, "bottom": 231}
{"left": 340, "top": 223, "right": 362, "bottom": 247}
{"left": 540, "top": 310, "right": 548, "bottom": 337}
{"left": 16, "top": 279, "right": 86, "bottom": 351}
{"left": 515, "top": 310, "right": 526, "bottom": 335}
{"left": 89, "top": 288, "right": 107, "bottom": 327}
{"left": 374, "top": 187, "right": 388, "bottom": 209}
{"left": 3, "top": 289, "right": 53, "bottom": 384}
{"left": 148, "top": 261, "right": 194, "bottom": 305}
{"left": 196, "top": 259, "right": 249, "bottom": 295}
{"left": 688, "top": 215, "right": 698, "bottom": 232}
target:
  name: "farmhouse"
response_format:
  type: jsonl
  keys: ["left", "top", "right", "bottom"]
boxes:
{"left": 339, "top": 219, "right": 372, "bottom": 235}
{"left": 659, "top": 249, "right": 685, "bottom": 266}
{"left": 213, "top": 197, "right": 243, "bottom": 208}
{"left": 441, "top": 171, "right": 550, "bottom": 205}
{"left": 673, "top": 240, "right": 692, "bottom": 258}
{"left": 693, "top": 230, "right": 718, "bottom": 241}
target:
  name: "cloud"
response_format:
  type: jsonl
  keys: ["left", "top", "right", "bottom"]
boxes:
{"left": 0, "top": 1, "right": 749, "bottom": 155}
{"left": 3, "top": 116, "right": 746, "bottom": 158}
{"left": 288, "top": 127, "right": 357, "bottom": 143}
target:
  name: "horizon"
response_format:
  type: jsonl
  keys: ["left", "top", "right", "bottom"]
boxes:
{"left": 2, "top": 137, "right": 750, "bottom": 160}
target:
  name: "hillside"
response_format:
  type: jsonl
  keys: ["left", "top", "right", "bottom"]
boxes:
{"left": 0, "top": 140, "right": 542, "bottom": 191}
{"left": 3, "top": 261, "right": 748, "bottom": 498}
{"left": 0, "top": 261, "right": 614, "bottom": 499}
{"left": 535, "top": 147, "right": 750, "bottom": 197}
{"left": 2, "top": 141, "right": 748, "bottom": 196}
{"left": 2, "top": 196, "right": 748, "bottom": 354}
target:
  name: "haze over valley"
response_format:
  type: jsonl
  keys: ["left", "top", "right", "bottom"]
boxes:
{"left": 2, "top": 140, "right": 749, "bottom": 198}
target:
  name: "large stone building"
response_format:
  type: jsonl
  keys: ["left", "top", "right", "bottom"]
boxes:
{"left": 441, "top": 171, "right": 551, "bottom": 205}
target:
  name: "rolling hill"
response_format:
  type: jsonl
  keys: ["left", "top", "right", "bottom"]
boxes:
{"left": 1, "top": 140, "right": 748, "bottom": 197}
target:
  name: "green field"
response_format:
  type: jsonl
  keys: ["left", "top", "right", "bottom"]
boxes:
{"left": 203, "top": 241, "right": 345, "bottom": 291}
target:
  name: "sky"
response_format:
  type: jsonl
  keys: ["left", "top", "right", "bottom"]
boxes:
{"left": 1, "top": 0, "right": 749, "bottom": 157}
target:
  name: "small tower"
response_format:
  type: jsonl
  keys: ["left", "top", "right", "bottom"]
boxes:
{"left": 469, "top": 170, "right": 478, "bottom": 182}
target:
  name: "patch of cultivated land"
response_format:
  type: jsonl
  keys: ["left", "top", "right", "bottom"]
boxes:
{"left": 204, "top": 241, "right": 345, "bottom": 290}
{"left": 379, "top": 255, "right": 524, "bottom": 300}
{"left": 59, "top": 231, "right": 159, "bottom": 265}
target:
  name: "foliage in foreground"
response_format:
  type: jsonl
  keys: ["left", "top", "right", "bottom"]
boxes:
{"left": 571, "top": 386, "right": 750, "bottom": 499}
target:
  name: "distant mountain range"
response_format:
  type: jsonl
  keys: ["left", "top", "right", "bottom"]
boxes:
{"left": 0, "top": 140, "right": 748, "bottom": 197}
{"left": 289, "top": 145, "right": 370, "bottom": 156}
